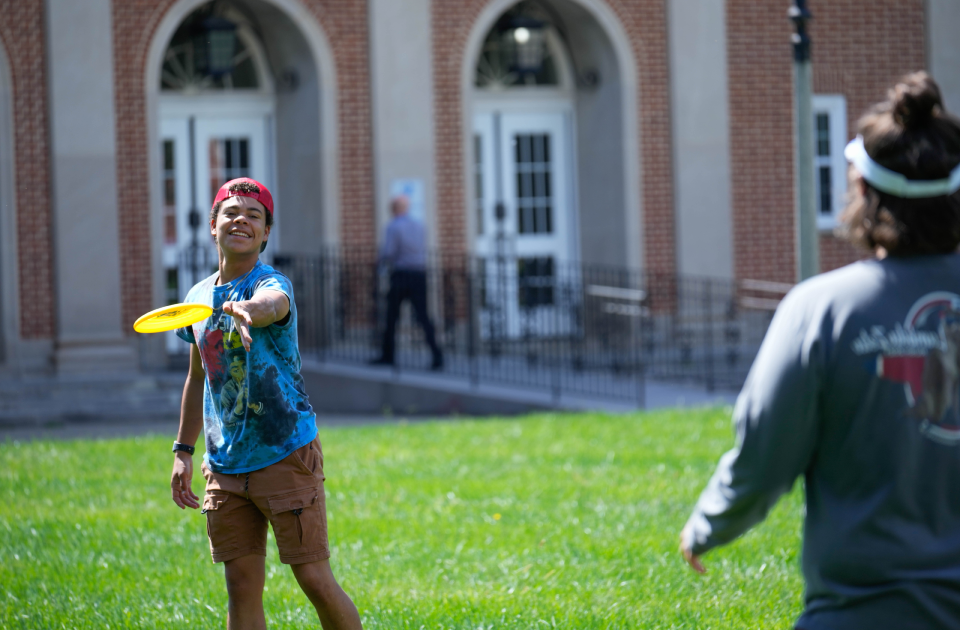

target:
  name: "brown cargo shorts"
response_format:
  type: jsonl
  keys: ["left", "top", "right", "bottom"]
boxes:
{"left": 200, "top": 436, "right": 330, "bottom": 565}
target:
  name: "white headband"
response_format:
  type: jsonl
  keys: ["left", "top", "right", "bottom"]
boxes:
{"left": 844, "top": 135, "right": 960, "bottom": 198}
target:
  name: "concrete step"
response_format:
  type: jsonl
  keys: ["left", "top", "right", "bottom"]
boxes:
{"left": 0, "top": 372, "right": 185, "bottom": 426}
{"left": 300, "top": 358, "right": 736, "bottom": 416}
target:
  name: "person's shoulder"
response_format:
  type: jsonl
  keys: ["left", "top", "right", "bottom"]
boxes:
{"left": 778, "top": 260, "right": 881, "bottom": 314}
{"left": 253, "top": 260, "right": 282, "bottom": 277}
{"left": 252, "top": 261, "right": 293, "bottom": 292}
{"left": 185, "top": 271, "right": 218, "bottom": 301}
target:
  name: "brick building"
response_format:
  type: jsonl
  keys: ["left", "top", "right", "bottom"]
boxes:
{"left": 0, "top": 0, "right": 956, "bottom": 375}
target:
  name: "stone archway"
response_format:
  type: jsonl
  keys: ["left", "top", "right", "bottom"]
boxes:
{"left": 112, "top": 0, "right": 364, "bottom": 365}
{"left": 461, "top": 0, "right": 641, "bottom": 269}
{"left": 135, "top": 0, "right": 345, "bottom": 365}
{"left": 433, "top": 0, "right": 674, "bottom": 273}
{"left": 450, "top": 0, "right": 643, "bottom": 266}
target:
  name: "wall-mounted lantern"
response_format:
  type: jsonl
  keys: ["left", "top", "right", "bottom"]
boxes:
{"left": 194, "top": 16, "right": 237, "bottom": 78}
{"left": 505, "top": 15, "right": 547, "bottom": 76}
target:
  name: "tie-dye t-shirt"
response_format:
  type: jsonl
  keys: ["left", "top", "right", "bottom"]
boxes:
{"left": 176, "top": 261, "right": 317, "bottom": 474}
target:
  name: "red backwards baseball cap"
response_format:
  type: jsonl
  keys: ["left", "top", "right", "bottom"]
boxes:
{"left": 213, "top": 177, "right": 274, "bottom": 216}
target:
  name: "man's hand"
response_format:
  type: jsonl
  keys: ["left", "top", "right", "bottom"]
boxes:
{"left": 222, "top": 301, "right": 253, "bottom": 351}
{"left": 171, "top": 452, "right": 200, "bottom": 510}
{"left": 679, "top": 524, "right": 706, "bottom": 574}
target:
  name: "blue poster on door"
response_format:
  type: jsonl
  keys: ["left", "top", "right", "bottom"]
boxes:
{"left": 389, "top": 179, "right": 425, "bottom": 222}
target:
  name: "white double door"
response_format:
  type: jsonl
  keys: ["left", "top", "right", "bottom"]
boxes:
{"left": 473, "top": 106, "right": 577, "bottom": 338}
{"left": 160, "top": 98, "right": 274, "bottom": 352}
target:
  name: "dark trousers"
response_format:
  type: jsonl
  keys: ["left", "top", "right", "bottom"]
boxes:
{"left": 380, "top": 269, "right": 442, "bottom": 363}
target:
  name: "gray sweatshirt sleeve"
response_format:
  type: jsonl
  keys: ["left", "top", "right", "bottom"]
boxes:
{"left": 683, "top": 287, "right": 824, "bottom": 556}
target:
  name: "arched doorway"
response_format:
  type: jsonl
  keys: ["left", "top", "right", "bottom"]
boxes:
{"left": 158, "top": 3, "right": 277, "bottom": 353}
{"left": 472, "top": 4, "right": 579, "bottom": 263}
{"left": 471, "top": 5, "right": 578, "bottom": 337}
{"left": 464, "top": 0, "right": 640, "bottom": 265}
{"left": 149, "top": 0, "right": 334, "bottom": 359}
{"left": 466, "top": 0, "right": 634, "bottom": 338}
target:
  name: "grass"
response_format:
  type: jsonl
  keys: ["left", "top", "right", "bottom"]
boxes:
{"left": 0, "top": 409, "right": 804, "bottom": 629}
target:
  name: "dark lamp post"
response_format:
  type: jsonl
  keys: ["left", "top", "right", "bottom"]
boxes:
{"left": 789, "top": 0, "right": 818, "bottom": 280}
{"left": 788, "top": 0, "right": 812, "bottom": 62}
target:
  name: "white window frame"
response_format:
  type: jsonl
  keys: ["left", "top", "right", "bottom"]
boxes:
{"left": 813, "top": 94, "right": 848, "bottom": 230}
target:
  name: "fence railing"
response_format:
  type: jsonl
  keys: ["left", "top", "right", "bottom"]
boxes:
{"left": 272, "top": 250, "right": 783, "bottom": 405}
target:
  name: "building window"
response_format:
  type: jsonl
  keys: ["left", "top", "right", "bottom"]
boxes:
{"left": 812, "top": 95, "right": 847, "bottom": 229}
{"left": 208, "top": 137, "right": 250, "bottom": 200}
{"left": 474, "top": 4, "right": 559, "bottom": 89}
{"left": 161, "top": 6, "right": 259, "bottom": 91}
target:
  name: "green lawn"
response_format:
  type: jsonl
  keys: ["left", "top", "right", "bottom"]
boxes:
{"left": 0, "top": 409, "right": 804, "bottom": 629}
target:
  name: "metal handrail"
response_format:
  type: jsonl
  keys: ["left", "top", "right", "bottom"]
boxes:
{"left": 271, "top": 250, "right": 777, "bottom": 405}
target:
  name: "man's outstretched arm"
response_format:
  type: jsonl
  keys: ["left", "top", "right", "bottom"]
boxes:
{"left": 221, "top": 289, "right": 290, "bottom": 351}
{"left": 171, "top": 343, "right": 205, "bottom": 510}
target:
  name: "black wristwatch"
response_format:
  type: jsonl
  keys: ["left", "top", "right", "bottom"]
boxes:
{"left": 172, "top": 441, "right": 196, "bottom": 455}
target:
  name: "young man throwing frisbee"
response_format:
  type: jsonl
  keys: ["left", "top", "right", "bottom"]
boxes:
{"left": 169, "top": 178, "right": 362, "bottom": 630}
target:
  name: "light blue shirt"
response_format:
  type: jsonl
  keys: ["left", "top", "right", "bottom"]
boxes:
{"left": 379, "top": 214, "right": 427, "bottom": 271}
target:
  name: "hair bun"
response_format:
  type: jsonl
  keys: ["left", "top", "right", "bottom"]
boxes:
{"left": 889, "top": 71, "right": 942, "bottom": 130}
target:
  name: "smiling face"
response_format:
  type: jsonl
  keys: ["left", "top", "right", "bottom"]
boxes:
{"left": 211, "top": 196, "right": 271, "bottom": 259}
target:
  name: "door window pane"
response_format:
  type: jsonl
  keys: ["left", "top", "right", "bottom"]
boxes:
{"left": 162, "top": 139, "right": 177, "bottom": 244}
{"left": 166, "top": 268, "right": 179, "bottom": 305}
{"left": 819, "top": 166, "right": 832, "bottom": 215}
{"left": 518, "top": 256, "right": 555, "bottom": 307}
{"left": 209, "top": 137, "right": 251, "bottom": 200}
{"left": 815, "top": 113, "right": 831, "bottom": 214}
{"left": 514, "top": 133, "right": 553, "bottom": 234}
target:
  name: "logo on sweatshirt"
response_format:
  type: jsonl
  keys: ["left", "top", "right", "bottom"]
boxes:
{"left": 854, "top": 292, "right": 960, "bottom": 445}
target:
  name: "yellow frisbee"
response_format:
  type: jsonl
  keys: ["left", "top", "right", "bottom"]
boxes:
{"left": 133, "top": 302, "right": 213, "bottom": 333}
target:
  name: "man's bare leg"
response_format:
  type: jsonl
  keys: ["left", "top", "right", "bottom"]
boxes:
{"left": 224, "top": 554, "right": 267, "bottom": 630}
{"left": 290, "top": 559, "right": 363, "bottom": 630}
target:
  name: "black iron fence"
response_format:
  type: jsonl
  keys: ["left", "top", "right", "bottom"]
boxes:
{"left": 272, "top": 250, "right": 785, "bottom": 405}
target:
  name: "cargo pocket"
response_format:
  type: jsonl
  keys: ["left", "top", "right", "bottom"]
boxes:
{"left": 202, "top": 491, "right": 230, "bottom": 542}
{"left": 292, "top": 441, "right": 325, "bottom": 481}
{"left": 268, "top": 487, "right": 321, "bottom": 548}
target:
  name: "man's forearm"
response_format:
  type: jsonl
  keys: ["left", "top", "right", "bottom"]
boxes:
{"left": 237, "top": 292, "right": 289, "bottom": 328}
{"left": 177, "top": 375, "right": 205, "bottom": 446}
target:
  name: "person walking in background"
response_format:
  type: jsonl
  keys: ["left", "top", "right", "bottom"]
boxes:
{"left": 680, "top": 72, "right": 960, "bottom": 629}
{"left": 370, "top": 196, "right": 444, "bottom": 370}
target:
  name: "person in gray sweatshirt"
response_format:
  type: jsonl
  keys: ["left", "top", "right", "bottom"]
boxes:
{"left": 680, "top": 72, "right": 960, "bottom": 629}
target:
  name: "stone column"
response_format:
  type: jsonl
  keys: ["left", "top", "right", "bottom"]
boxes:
{"left": 46, "top": 0, "right": 135, "bottom": 374}
{"left": 668, "top": 0, "right": 734, "bottom": 280}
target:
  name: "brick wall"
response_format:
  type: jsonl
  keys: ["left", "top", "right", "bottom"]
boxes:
{"left": 431, "top": 0, "right": 675, "bottom": 274}
{"left": 0, "top": 0, "right": 54, "bottom": 339}
{"left": 112, "top": 0, "right": 373, "bottom": 330}
{"left": 726, "top": 0, "right": 796, "bottom": 283}
{"left": 727, "top": 0, "right": 926, "bottom": 282}
{"left": 810, "top": 0, "right": 925, "bottom": 272}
